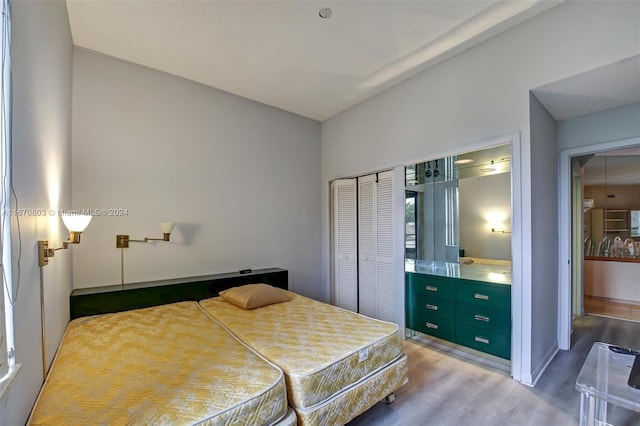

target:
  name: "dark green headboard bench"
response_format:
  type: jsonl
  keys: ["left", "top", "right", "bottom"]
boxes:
{"left": 70, "top": 268, "right": 288, "bottom": 319}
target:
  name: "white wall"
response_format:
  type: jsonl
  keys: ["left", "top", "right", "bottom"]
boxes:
{"left": 71, "top": 49, "right": 323, "bottom": 299}
{"left": 321, "top": 0, "right": 640, "bottom": 384}
{"left": 459, "top": 173, "right": 511, "bottom": 260}
{"left": 5, "top": 1, "right": 74, "bottom": 424}
{"left": 529, "top": 93, "right": 559, "bottom": 381}
{"left": 558, "top": 102, "right": 640, "bottom": 150}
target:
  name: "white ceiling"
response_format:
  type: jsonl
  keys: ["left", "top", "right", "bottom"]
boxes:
{"left": 533, "top": 55, "right": 640, "bottom": 187}
{"left": 532, "top": 55, "right": 640, "bottom": 121}
{"left": 66, "top": 0, "right": 561, "bottom": 121}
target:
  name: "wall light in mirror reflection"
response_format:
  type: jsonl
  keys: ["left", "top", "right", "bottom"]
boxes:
{"left": 485, "top": 211, "right": 509, "bottom": 234}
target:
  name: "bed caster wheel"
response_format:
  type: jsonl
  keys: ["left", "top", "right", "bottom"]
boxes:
{"left": 385, "top": 393, "right": 396, "bottom": 404}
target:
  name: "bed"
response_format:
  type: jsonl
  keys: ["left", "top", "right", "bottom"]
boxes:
{"left": 28, "top": 301, "right": 295, "bottom": 426}
{"left": 48, "top": 269, "right": 406, "bottom": 425}
{"left": 199, "top": 290, "right": 408, "bottom": 426}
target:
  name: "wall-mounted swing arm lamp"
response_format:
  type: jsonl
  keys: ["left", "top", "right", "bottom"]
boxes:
{"left": 116, "top": 222, "right": 175, "bottom": 288}
{"left": 491, "top": 228, "right": 512, "bottom": 234}
{"left": 116, "top": 222, "right": 175, "bottom": 248}
{"left": 38, "top": 214, "right": 92, "bottom": 267}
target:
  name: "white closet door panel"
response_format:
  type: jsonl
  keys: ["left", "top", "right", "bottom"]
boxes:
{"left": 358, "top": 259, "right": 377, "bottom": 318}
{"left": 376, "top": 261, "right": 395, "bottom": 322}
{"left": 336, "top": 258, "right": 358, "bottom": 311}
{"left": 358, "top": 174, "right": 377, "bottom": 317}
{"left": 331, "top": 179, "right": 357, "bottom": 312}
{"left": 358, "top": 175, "right": 376, "bottom": 257}
{"left": 376, "top": 171, "right": 394, "bottom": 259}
{"left": 376, "top": 170, "right": 395, "bottom": 322}
{"left": 335, "top": 181, "right": 357, "bottom": 256}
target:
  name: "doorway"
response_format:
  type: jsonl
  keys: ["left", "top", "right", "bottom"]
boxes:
{"left": 559, "top": 136, "right": 640, "bottom": 349}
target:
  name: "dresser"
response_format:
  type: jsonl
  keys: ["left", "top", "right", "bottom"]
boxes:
{"left": 406, "top": 261, "right": 511, "bottom": 360}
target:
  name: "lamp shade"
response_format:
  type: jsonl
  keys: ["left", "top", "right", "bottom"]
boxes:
{"left": 62, "top": 214, "right": 92, "bottom": 233}
{"left": 160, "top": 222, "right": 175, "bottom": 234}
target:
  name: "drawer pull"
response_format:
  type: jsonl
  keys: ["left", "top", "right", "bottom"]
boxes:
{"left": 474, "top": 314, "right": 490, "bottom": 322}
{"left": 425, "top": 285, "right": 438, "bottom": 292}
{"left": 425, "top": 304, "right": 438, "bottom": 311}
{"left": 475, "top": 336, "right": 490, "bottom": 345}
{"left": 474, "top": 293, "right": 489, "bottom": 301}
{"left": 426, "top": 322, "right": 439, "bottom": 330}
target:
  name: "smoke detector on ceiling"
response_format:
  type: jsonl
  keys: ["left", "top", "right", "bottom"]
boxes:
{"left": 319, "top": 8, "right": 332, "bottom": 19}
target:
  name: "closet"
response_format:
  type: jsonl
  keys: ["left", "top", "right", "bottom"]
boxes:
{"left": 330, "top": 170, "right": 396, "bottom": 323}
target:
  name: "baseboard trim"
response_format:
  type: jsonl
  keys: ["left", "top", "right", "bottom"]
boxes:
{"left": 527, "top": 344, "right": 559, "bottom": 387}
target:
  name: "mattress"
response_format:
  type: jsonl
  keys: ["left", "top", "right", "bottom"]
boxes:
{"left": 199, "top": 292, "right": 404, "bottom": 409}
{"left": 28, "top": 302, "right": 288, "bottom": 426}
{"left": 294, "top": 354, "right": 408, "bottom": 426}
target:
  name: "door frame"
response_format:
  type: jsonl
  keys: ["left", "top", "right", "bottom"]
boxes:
{"left": 558, "top": 136, "right": 640, "bottom": 350}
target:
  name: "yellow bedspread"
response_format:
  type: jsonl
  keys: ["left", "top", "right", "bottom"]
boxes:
{"left": 28, "top": 302, "right": 287, "bottom": 426}
{"left": 199, "top": 292, "right": 404, "bottom": 409}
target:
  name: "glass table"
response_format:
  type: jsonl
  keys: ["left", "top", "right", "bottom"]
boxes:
{"left": 575, "top": 342, "right": 640, "bottom": 426}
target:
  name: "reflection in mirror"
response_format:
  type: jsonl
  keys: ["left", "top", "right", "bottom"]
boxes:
{"left": 582, "top": 146, "right": 640, "bottom": 258}
{"left": 581, "top": 145, "right": 640, "bottom": 321}
{"left": 404, "top": 144, "right": 512, "bottom": 282}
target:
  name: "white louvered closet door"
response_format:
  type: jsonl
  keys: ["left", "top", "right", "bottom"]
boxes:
{"left": 358, "top": 171, "right": 395, "bottom": 322}
{"left": 375, "top": 171, "right": 395, "bottom": 322}
{"left": 358, "top": 174, "right": 377, "bottom": 318}
{"left": 331, "top": 179, "right": 358, "bottom": 312}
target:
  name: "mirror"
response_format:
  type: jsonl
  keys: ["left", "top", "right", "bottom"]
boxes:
{"left": 405, "top": 144, "right": 512, "bottom": 268}
{"left": 582, "top": 147, "right": 640, "bottom": 258}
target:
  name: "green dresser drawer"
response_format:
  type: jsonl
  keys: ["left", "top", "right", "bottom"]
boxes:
{"left": 407, "top": 272, "right": 455, "bottom": 300}
{"left": 456, "top": 303, "right": 511, "bottom": 334}
{"left": 456, "top": 280, "right": 510, "bottom": 310}
{"left": 411, "top": 311, "right": 456, "bottom": 341}
{"left": 456, "top": 323, "right": 511, "bottom": 360}
{"left": 414, "top": 293, "right": 455, "bottom": 320}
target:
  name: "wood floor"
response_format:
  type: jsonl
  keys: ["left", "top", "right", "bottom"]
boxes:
{"left": 347, "top": 315, "right": 640, "bottom": 426}
{"left": 584, "top": 295, "right": 640, "bottom": 322}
